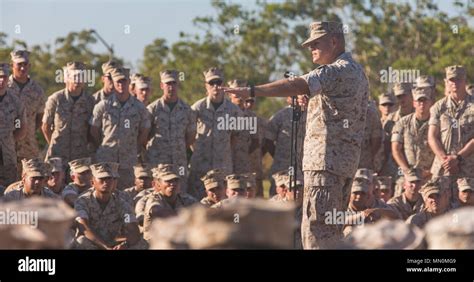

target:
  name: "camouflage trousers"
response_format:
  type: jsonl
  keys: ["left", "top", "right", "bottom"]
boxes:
{"left": 301, "top": 170, "right": 352, "bottom": 249}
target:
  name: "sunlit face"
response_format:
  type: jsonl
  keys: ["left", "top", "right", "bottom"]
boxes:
{"left": 161, "top": 81, "right": 178, "bottom": 101}
{"left": 114, "top": 78, "right": 130, "bottom": 95}
{"left": 229, "top": 93, "right": 244, "bottom": 110}
{"left": 350, "top": 191, "right": 369, "bottom": 210}
{"left": 136, "top": 87, "right": 151, "bottom": 105}
{"left": 135, "top": 177, "right": 152, "bottom": 190}
{"left": 404, "top": 181, "right": 421, "bottom": 198}
{"left": 445, "top": 77, "right": 467, "bottom": 96}
{"left": 92, "top": 177, "right": 114, "bottom": 194}
{"left": 226, "top": 187, "right": 245, "bottom": 198}
{"left": 413, "top": 97, "right": 432, "bottom": 116}
{"left": 205, "top": 79, "right": 224, "bottom": 102}
{"left": 379, "top": 103, "right": 395, "bottom": 116}
{"left": 396, "top": 93, "right": 413, "bottom": 113}
{"left": 458, "top": 190, "right": 474, "bottom": 205}
{"left": 307, "top": 34, "right": 336, "bottom": 65}
{"left": 12, "top": 61, "right": 30, "bottom": 79}
{"left": 23, "top": 175, "right": 45, "bottom": 195}
{"left": 425, "top": 193, "right": 441, "bottom": 214}
{"left": 206, "top": 185, "right": 226, "bottom": 203}
{"left": 72, "top": 170, "right": 92, "bottom": 187}
{"left": 160, "top": 178, "right": 180, "bottom": 197}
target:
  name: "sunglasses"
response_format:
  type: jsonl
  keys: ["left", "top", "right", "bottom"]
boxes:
{"left": 208, "top": 80, "right": 222, "bottom": 86}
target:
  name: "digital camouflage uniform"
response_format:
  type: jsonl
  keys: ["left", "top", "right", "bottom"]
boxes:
{"left": 146, "top": 97, "right": 196, "bottom": 190}
{"left": 358, "top": 101, "right": 383, "bottom": 170}
{"left": 0, "top": 86, "right": 26, "bottom": 185}
{"left": 74, "top": 190, "right": 137, "bottom": 249}
{"left": 387, "top": 193, "right": 424, "bottom": 220}
{"left": 266, "top": 106, "right": 307, "bottom": 178}
{"left": 91, "top": 93, "right": 151, "bottom": 190}
{"left": 300, "top": 22, "right": 369, "bottom": 249}
{"left": 189, "top": 96, "right": 243, "bottom": 199}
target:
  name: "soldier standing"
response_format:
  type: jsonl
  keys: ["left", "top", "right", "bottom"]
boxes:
{"left": 8, "top": 51, "right": 45, "bottom": 175}
{"left": 90, "top": 67, "right": 151, "bottom": 190}
{"left": 0, "top": 63, "right": 27, "bottom": 185}
{"left": 145, "top": 70, "right": 196, "bottom": 191}
{"left": 42, "top": 62, "right": 95, "bottom": 164}
{"left": 92, "top": 60, "right": 119, "bottom": 105}
{"left": 428, "top": 65, "right": 474, "bottom": 203}
{"left": 188, "top": 67, "right": 242, "bottom": 199}
{"left": 226, "top": 21, "right": 369, "bottom": 249}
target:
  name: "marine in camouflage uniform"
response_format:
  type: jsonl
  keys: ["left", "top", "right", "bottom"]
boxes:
{"left": 3, "top": 159, "right": 58, "bottom": 202}
{"left": 73, "top": 162, "right": 142, "bottom": 250}
{"left": 62, "top": 157, "right": 92, "bottom": 207}
{"left": 123, "top": 163, "right": 153, "bottom": 206}
{"left": 428, "top": 66, "right": 474, "bottom": 206}
{"left": 391, "top": 77, "right": 435, "bottom": 183}
{"left": 200, "top": 169, "right": 226, "bottom": 207}
{"left": 92, "top": 60, "right": 119, "bottom": 105}
{"left": 145, "top": 70, "right": 196, "bottom": 191}
{"left": 90, "top": 67, "right": 151, "bottom": 190}
{"left": 142, "top": 166, "right": 197, "bottom": 241}
{"left": 188, "top": 68, "right": 243, "bottom": 199}
{"left": 387, "top": 168, "right": 424, "bottom": 220}
{"left": 42, "top": 62, "right": 95, "bottom": 164}
{"left": 7, "top": 51, "right": 46, "bottom": 175}
{"left": 0, "top": 62, "right": 27, "bottom": 186}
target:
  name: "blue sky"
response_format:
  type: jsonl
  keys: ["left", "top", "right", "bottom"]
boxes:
{"left": 0, "top": 0, "right": 465, "bottom": 71}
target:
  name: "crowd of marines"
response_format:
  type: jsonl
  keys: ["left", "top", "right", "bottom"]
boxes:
{"left": 0, "top": 20, "right": 474, "bottom": 249}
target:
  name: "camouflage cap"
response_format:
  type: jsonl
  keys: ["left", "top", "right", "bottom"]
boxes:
{"left": 64, "top": 61, "right": 85, "bottom": 71}
{"left": 243, "top": 172, "right": 257, "bottom": 188}
{"left": 404, "top": 168, "right": 422, "bottom": 183}
{"left": 186, "top": 198, "right": 295, "bottom": 249}
{"left": 203, "top": 67, "right": 224, "bottom": 83}
{"left": 351, "top": 179, "right": 370, "bottom": 193}
{"left": 374, "top": 175, "right": 392, "bottom": 190}
{"left": 111, "top": 67, "right": 130, "bottom": 82}
{"left": 46, "top": 157, "right": 63, "bottom": 173}
{"left": 345, "top": 219, "right": 424, "bottom": 249}
{"left": 445, "top": 65, "right": 466, "bottom": 80}
{"left": 379, "top": 93, "right": 395, "bottom": 105}
{"left": 101, "top": 60, "right": 120, "bottom": 75}
{"left": 10, "top": 50, "right": 30, "bottom": 63}
{"left": 272, "top": 170, "right": 290, "bottom": 187}
{"left": 227, "top": 79, "right": 248, "bottom": 88}
{"left": 133, "top": 163, "right": 152, "bottom": 178}
{"left": 135, "top": 76, "right": 151, "bottom": 89}
{"left": 301, "top": 21, "right": 344, "bottom": 48}
{"left": 415, "top": 75, "right": 435, "bottom": 88}
{"left": 354, "top": 168, "right": 374, "bottom": 183}
{"left": 412, "top": 87, "right": 432, "bottom": 101}
{"left": 425, "top": 207, "right": 474, "bottom": 249}
{"left": 201, "top": 174, "right": 222, "bottom": 190}
{"left": 152, "top": 164, "right": 179, "bottom": 181}
{"left": 130, "top": 73, "right": 144, "bottom": 85}
{"left": 90, "top": 162, "right": 119, "bottom": 179}
{"left": 21, "top": 158, "right": 44, "bottom": 178}
{"left": 393, "top": 82, "right": 413, "bottom": 96}
{"left": 419, "top": 180, "right": 443, "bottom": 201}
{"left": 225, "top": 174, "right": 246, "bottom": 190}
{"left": 0, "top": 63, "right": 10, "bottom": 76}
{"left": 160, "top": 70, "right": 179, "bottom": 83}
{"left": 457, "top": 177, "right": 474, "bottom": 192}
{"left": 68, "top": 157, "right": 91, "bottom": 174}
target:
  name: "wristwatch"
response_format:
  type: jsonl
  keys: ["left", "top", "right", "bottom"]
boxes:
{"left": 249, "top": 85, "right": 255, "bottom": 98}
{"left": 456, "top": 154, "right": 463, "bottom": 163}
